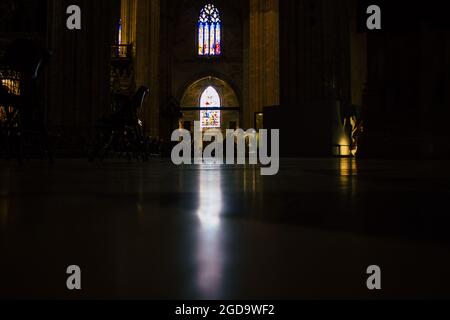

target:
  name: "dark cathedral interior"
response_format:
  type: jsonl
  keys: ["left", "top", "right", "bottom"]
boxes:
{"left": 1, "top": 0, "right": 450, "bottom": 301}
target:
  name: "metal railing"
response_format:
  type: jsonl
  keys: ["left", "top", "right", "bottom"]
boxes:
{"left": 0, "top": 66, "right": 21, "bottom": 123}
{"left": 111, "top": 44, "right": 133, "bottom": 60}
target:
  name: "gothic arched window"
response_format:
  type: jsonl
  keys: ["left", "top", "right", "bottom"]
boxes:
{"left": 200, "top": 86, "right": 221, "bottom": 128}
{"left": 198, "top": 4, "right": 222, "bottom": 56}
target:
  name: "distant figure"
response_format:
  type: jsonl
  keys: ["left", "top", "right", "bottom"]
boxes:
{"left": 342, "top": 103, "right": 363, "bottom": 157}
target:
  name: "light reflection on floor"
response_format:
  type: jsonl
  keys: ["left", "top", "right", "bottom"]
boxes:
{"left": 1, "top": 158, "right": 450, "bottom": 299}
{"left": 339, "top": 158, "right": 358, "bottom": 177}
{"left": 196, "top": 165, "right": 223, "bottom": 298}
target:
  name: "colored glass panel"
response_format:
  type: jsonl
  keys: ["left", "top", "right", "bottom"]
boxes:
{"left": 198, "top": 4, "right": 222, "bottom": 56}
{"left": 200, "top": 86, "right": 221, "bottom": 128}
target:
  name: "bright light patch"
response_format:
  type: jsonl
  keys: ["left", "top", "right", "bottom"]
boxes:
{"left": 200, "top": 86, "right": 221, "bottom": 128}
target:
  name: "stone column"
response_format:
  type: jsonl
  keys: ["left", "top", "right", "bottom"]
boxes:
{"left": 135, "top": 0, "right": 160, "bottom": 137}
{"left": 246, "top": 0, "right": 280, "bottom": 129}
{"left": 349, "top": 0, "right": 367, "bottom": 107}
{"left": 278, "top": 0, "right": 352, "bottom": 156}
{"left": 47, "top": 0, "right": 120, "bottom": 143}
{"left": 120, "top": 0, "right": 137, "bottom": 46}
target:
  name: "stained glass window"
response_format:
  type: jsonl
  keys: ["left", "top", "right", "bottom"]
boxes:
{"left": 198, "top": 4, "right": 222, "bottom": 56}
{"left": 118, "top": 19, "right": 123, "bottom": 45}
{"left": 200, "top": 86, "right": 221, "bottom": 128}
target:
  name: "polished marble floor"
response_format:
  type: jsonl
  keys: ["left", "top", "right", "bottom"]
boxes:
{"left": 1, "top": 158, "right": 450, "bottom": 299}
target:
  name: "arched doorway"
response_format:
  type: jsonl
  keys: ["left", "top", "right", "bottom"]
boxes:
{"left": 180, "top": 77, "right": 240, "bottom": 133}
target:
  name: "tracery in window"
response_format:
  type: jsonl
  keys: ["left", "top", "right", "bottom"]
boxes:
{"left": 198, "top": 4, "right": 221, "bottom": 56}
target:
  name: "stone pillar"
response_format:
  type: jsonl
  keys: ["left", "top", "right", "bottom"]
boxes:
{"left": 47, "top": 0, "right": 120, "bottom": 144}
{"left": 246, "top": 0, "right": 280, "bottom": 129}
{"left": 135, "top": 0, "right": 160, "bottom": 137}
{"left": 120, "top": 0, "right": 137, "bottom": 46}
{"left": 349, "top": 0, "right": 367, "bottom": 107}
{"left": 278, "top": 0, "right": 352, "bottom": 156}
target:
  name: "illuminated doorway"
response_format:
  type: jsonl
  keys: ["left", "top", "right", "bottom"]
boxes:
{"left": 180, "top": 76, "right": 240, "bottom": 134}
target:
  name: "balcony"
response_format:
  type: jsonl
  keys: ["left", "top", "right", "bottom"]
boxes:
{"left": 111, "top": 44, "right": 133, "bottom": 61}
{"left": 110, "top": 44, "right": 134, "bottom": 96}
